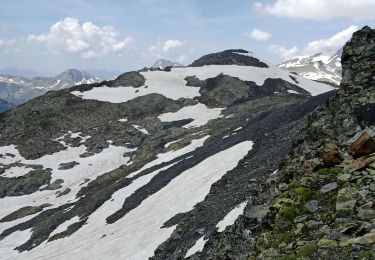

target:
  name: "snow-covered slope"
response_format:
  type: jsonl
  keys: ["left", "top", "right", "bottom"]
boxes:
{"left": 0, "top": 49, "right": 336, "bottom": 259}
{"left": 279, "top": 49, "right": 342, "bottom": 85}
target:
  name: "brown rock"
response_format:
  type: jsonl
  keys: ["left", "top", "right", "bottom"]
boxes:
{"left": 349, "top": 132, "right": 375, "bottom": 159}
{"left": 323, "top": 143, "right": 343, "bottom": 166}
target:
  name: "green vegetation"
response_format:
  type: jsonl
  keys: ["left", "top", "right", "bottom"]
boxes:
{"left": 297, "top": 243, "right": 318, "bottom": 257}
{"left": 317, "top": 167, "right": 342, "bottom": 175}
{"left": 359, "top": 251, "right": 375, "bottom": 260}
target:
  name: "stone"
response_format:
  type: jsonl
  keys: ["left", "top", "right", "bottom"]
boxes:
{"left": 320, "top": 182, "right": 338, "bottom": 193}
{"left": 304, "top": 158, "right": 321, "bottom": 173}
{"left": 357, "top": 202, "right": 375, "bottom": 220}
{"left": 278, "top": 183, "right": 288, "bottom": 191}
{"left": 58, "top": 161, "right": 80, "bottom": 170}
{"left": 323, "top": 143, "right": 343, "bottom": 166}
{"left": 336, "top": 197, "right": 357, "bottom": 211}
{"left": 317, "top": 239, "right": 338, "bottom": 247}
{"left": 349, "top": 132, "right": 375, "bottom": 159}
{"left": 348, "top": 230, "right": 375, "bottom": 244}
{"left": 339, "top": 240, "right": 349, "bottom": 247}
{"left": 305, "top": 200, "right": 319, "bottom": 213}
{"left": 338, "top": 173, "right": 351, "bottom": 182}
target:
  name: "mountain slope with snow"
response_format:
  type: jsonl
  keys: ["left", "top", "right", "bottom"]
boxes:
{"left": 278, "top": 49, "right": 342, "bottom": 85}
{"left": 0, "top": 49, "right": 335, "bottom": 259}
{"left": 0, "top": 69, "right": 99, "bottom": 106}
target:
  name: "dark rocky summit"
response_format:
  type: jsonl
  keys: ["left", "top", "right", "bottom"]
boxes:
{"left": 190, "top": 49, "right": 269, "bottom": 68}
{"left": 186, "top": 26, "right": 375, "bottom": 260}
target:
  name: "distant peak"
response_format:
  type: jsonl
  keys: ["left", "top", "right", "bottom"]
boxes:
{"left": 151, "top": 59, "right": 183, "bottom": 69}
{"left": 189, "top": 49, "right": 268, "bottom": 68}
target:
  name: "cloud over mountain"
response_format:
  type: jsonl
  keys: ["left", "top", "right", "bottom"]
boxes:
{"left": 255, "top": 0, "right": 375, "bottom": 21}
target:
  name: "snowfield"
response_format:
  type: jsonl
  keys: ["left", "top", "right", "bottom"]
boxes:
{"left": 0, "top": 140, "right": 253, "bottom": 260}
{"left": 71, "top": 64, "right": 334, "bottom": 103}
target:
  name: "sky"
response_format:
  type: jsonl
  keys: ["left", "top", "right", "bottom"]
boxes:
{"left": 1, "top": 0, "right": 375, "bottom": 77}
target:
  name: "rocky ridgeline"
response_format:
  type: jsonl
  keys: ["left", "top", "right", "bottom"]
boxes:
{"left": 253, "top": 26, "right": 375, "bottom": 260}
{"left": 194, "top": 26, "right": 375, "bottom": 260}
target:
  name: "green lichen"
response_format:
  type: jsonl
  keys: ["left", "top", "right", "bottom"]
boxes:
{"left": 317, "top": 167, "right": 342, "bottom": 175}
{"left": 290, "top": 179, "right": 301, "bottom": 189}
{"left": 280, "top": 255, "right": 297, "bottom": 260}
{"left": 297, "top": 243, "right": 318, "bottom": 257}
{"left": 359, "top": 251, "right": 375, "bottom": 260}
{"left": 279, "top": 206, "right": 297, "bottom": 221}
{"left": 295, "top": 187, "right": 314, "bottom": 201}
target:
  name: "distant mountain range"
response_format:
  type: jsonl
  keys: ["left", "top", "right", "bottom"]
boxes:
{"left": 151, "top": 59, "right": 184, "bottom": 70}
{"left": 0, "top": 69, "right": 100, "bottom": 106}
{"left": 278, "top": 49, "right": 342, "bottom": 85}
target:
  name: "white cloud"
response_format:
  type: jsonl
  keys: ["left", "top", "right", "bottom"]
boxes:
{"left": 162, "top": 40, "right": 186, "bottom": 52}
{"left": 255, "top": 0, "right": 375, "bottom": 21}
{"left": 304, "top": 25, "right": 358, "bottom": 54}
{"left": 28, "top": 17, "right": 134, "bottom": 59}
{"left": 268, "top": 45, "right": 299, "bottom": 60}
{"left": 244, "top": 29, "right": 271, "bottom": 41}
{"left": 269, "top": 25, "right": 357, "bottom": 61}
{"left": 148, "top": 39, "right": 187, "bottom": 59}
{"left": 0, "top": 39, "right": 15, "bottom": 48}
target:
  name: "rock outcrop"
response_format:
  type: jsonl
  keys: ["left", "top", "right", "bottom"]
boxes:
{"left": 197, "top": 26, "right": 375, "bottom": 260}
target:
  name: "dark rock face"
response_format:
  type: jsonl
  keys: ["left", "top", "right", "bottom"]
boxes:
{"left": 186, "top": 74, "right": 309, "bottom": 108}
{"left": 0, "top": 169, "right": 52, "bottom": 198}
{"left": 58, "top": 161, "right": 80, "bottom": 170}
{"left": 0, "top": 204, "right": 51, "bottom": 222}
{"left": 341, "top": 26, "right": 375, "bottom": 91}
{"left": 190, "top": 49, "right": 269, "bottom": 68}
{"left": 196, "top": 26, "right": 375, "bottom": 259}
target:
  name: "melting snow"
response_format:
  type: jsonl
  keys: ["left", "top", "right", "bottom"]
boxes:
{"left": 71, "top": 65, "right": 334, "bottom": 103}
{"left": 133, "top": 125, "right": 149, "bottom": 135}
{"left": 158, "top": 104, "right": 224, "bottom": 128}
{"left": 49, "top": 216, "right": 80, "bottom": 238}
{"left": 216, "top": 201, "right": 248, "bottom": 232}
{"left": 185, "top": 236, "right": 208, "bottom": 258}
{"left": 7, "top": 140, "right": 253, "bottom": 260}
{"left": 287, "top": 90, "right": 299, "bottom": 94}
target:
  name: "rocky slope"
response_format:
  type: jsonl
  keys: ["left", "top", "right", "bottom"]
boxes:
{"left": 0, "top": 99, "right": 14, "bottom": 113}
{"left": 0, "top": 49, "right": 335, "bottom": 259}
{"left": 0, "top": 69, "right": 99, "bottom": 107}
{"left": 192, "top": 26, "right": 375, "bottom": 260}
{"left": 279, "top": 49, "right": 342, "bottom": 86}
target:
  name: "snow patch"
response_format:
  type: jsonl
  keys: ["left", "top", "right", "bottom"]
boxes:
{"left": 158, "top": 104, "right": 224, "bottom": 128}
{"left": 185, "top": 236, "right": 208, "bottom": 258}
{"left": 216, "top": 201, "right": 247, "bottom": 232}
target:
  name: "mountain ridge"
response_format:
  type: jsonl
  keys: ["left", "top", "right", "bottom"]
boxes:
{"left": 279, "top": 49, "right": 342, "bottom": 86}
{"left": 0, "top": 48, "right": 335, "bottom": 259}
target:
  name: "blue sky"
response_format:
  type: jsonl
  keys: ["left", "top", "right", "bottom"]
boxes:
{"left": 1, "top": 0, "right": 375, "bottom": 77}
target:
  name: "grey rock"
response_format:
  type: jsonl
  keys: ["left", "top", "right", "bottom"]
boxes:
{"left": 320, "top": 182, "right": 338, "bottom": 193}
{"left": 305, "top": 200, "right": 319, "bottom": 213}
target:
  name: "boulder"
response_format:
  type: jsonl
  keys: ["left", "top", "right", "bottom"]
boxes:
{"left": 322, "top": 143, "right": 343, "bottom": 166}
{"left": 349, "top": 132, "right": 375, "bottom": 159}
